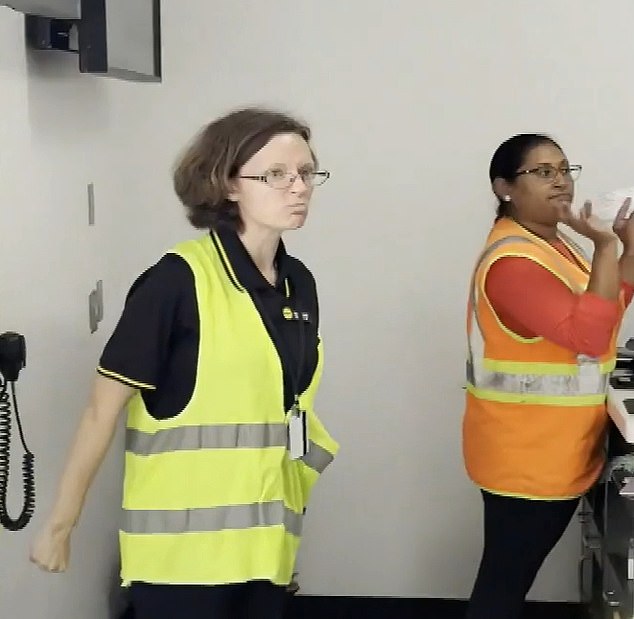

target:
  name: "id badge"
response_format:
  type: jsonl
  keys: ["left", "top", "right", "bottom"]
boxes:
{"left": 288, "top": 409, "right": 308, "bottom": 460}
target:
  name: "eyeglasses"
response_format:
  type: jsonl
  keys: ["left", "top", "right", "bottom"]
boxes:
{"left": 239, "top": 169, "right": 330, "bottom": 190}
{"left": 514, "top": 164, "right": 582, "bottom": 183}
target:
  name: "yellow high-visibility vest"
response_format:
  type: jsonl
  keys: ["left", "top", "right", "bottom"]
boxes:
{"left": 119, "top": 231, "right": 339, "bottom": 585}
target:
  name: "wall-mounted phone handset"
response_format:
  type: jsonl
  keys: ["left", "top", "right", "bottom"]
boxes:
{"left": 0, "top": 332, "right": 35, "bottom": 531}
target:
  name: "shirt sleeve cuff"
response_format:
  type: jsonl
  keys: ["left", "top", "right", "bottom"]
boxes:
{"left": 97, "top": 366, "right": 156, "bottom": 391}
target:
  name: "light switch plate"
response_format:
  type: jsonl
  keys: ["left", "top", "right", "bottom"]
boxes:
{"left": 87, "top": 183, "right": 95, "bottom": 226}
{"left": 88, "top": 280, "right": 103, "bottom": 333}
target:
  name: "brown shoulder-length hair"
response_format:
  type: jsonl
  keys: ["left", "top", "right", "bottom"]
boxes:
{"left": 173, "top": 107, "right": 314, "bottom": 231}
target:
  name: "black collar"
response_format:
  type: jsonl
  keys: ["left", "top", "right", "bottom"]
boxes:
{"left": 212, "top": 226, "right": 289, "bottom": 293}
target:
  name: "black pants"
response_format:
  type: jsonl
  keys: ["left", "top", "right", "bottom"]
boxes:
{"left": 128, "top": 580, "right": 287, "bottom": 619}
{"left": 465, "top": 490, "right": 579, "bottom": 619}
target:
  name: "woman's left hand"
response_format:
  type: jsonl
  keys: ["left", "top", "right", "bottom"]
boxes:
{"left": 612, "top": 197, "right": 634, "bottom": 249}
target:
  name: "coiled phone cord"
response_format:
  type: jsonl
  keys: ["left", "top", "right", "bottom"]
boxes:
{"left": 0, "top": 372, "right": 35, "bottom": 531}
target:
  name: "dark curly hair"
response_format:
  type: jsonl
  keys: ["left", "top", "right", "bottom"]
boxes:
{"left": 173, "top": 107, "right": 314, "bottom": 231}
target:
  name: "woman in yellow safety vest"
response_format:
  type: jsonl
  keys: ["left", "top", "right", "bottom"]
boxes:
{"left": 29, "top": 107, "right": 339, "bottom": 619}
{"left": 463, "top": 133, "right": 634, "bottom": 619}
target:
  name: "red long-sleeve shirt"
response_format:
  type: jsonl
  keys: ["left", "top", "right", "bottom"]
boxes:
{"left": 485, "top": 240, "right": 633, "bottom": 358}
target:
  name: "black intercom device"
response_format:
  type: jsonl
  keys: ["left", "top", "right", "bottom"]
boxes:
{"left": 0, "top": 331, "right": 35, "bottom": 531}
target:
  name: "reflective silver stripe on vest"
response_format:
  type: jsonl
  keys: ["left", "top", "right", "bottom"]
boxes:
{"left": 126, "top": 423, "right": 288, "bottom": 456}
{"left": 121, "top": 500, "right": 303, "bottom": 537}
{"left": 466, "top": 359, "right": 608, "bottom": 396}
{"left": 301, "top": 441, "right": 333, "bottom": 473}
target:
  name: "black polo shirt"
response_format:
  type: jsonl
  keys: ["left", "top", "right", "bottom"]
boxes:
{"left": 98, "top": 226, "right": 320, "bottom": 419}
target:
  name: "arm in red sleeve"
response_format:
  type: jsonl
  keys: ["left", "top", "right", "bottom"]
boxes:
{"left": 484, "top": 257, "right": 620, "bottom": 357}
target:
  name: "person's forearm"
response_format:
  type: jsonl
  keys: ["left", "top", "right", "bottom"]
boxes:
{"left": 620, "top": 245, "right": 634, "bottom": 287}
{"left": 46, "top": 405, "right": 120, "bottom": 533}
{"left": 587, "top": 239, "right": 620, "bottom": 301}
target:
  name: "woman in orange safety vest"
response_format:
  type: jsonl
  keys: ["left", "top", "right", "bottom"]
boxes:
{"left": 463, "top": 133, "right": 634, "bottom": 619}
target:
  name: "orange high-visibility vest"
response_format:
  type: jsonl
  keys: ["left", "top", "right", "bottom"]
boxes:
{"left": 463, "top": 218, "right": 625, "bottom": 499}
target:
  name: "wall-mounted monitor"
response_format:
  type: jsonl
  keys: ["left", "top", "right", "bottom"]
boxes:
{"left": 1, "top": 0, "right": 162, "bottom": 83}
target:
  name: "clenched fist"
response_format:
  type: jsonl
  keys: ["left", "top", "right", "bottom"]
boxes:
{"left": 29, "top": 523, "right": 72, "bottom": 573}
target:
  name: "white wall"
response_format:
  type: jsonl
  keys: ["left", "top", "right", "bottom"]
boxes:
{"left": 3, "top": 1, "right": 634, "bottom": 616}
{"left": 0, "top": 6, "right": 190, "bottom": 618}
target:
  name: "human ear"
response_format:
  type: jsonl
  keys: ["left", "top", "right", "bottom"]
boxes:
{"left": 226, "top": 178, "right": 241, "bottom": 203}
{"left": 492, "top": 177, "right": 512, "bottom": 203}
